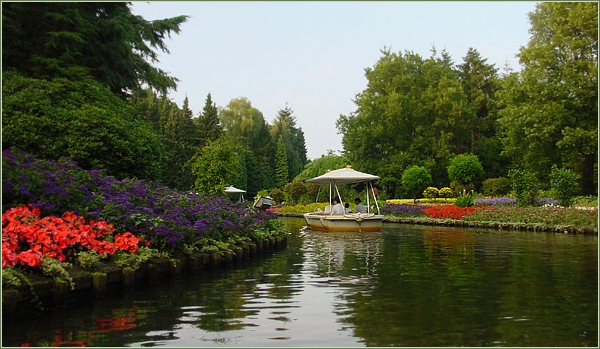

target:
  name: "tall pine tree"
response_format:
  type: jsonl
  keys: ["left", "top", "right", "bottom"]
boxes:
{"left": 274, "top": 136, "right": 289, "bottom": 189}
{"left": 195, "top": 93, "right": 221, "bottom": 146}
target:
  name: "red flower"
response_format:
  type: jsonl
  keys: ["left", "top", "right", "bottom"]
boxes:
{"left": 421, "top": 205, "right": 485, "bottom": 220}
{"left": 2, "top": 205, "right": 144, "bottom": 269}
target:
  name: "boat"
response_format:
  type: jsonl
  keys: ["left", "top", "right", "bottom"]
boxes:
{"left": 303, "top": 166, "right": 384, "bottom": 232}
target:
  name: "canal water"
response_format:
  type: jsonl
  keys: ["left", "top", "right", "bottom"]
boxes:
{"left": 3, "top": 218, "right": 598, "bottom": 347}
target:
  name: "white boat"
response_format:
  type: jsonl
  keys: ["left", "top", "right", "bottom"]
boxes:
{"left": 303, "top": 166, "right": 384, "bottom": 232}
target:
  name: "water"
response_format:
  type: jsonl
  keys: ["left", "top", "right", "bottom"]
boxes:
{"left": 3, "top": 218, "right": 598, "bottom": 347}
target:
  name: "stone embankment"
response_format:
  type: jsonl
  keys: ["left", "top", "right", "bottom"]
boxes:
{"left": 276, "top": 212, "right": 598, "bottom": 235}
{"left": 3, "top": 235, "right": 288, "bottom": 318}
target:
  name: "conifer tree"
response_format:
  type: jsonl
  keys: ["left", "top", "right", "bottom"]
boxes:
{"left": 195, "top": 93, "right": 221, "bottom": 145}
{"left": 274, "top": 136, "right": 289, "bottom": 189}
{"left": 2, "top": 2, "right": 188, "bottom": 98}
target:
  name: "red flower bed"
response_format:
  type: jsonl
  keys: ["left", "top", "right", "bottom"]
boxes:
{"left": 2, "top": 205, "right": 142, "bottom": 268}
{"left": 421, "top": 204, "right": 484, "bottom": 220}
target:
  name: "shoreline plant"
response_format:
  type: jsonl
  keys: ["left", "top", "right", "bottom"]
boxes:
{"left": 2, "top": 149, "right": 288, "bottom": 295}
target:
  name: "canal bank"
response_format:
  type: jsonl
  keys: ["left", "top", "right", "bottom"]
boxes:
{"left": 276, "top": 212, "right": 598, "bottom": 234}
{"left": 3, "top": 219, "right": 597, "bottom": 347}
{"left": 3, "top": 235, "right": 288, "bottom": 318}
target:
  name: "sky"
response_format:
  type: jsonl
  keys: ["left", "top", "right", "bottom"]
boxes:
{"left": 132, "top": 1, "right": 538, "bottom": 160}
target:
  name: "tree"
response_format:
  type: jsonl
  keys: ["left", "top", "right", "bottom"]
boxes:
{"left": 401, "top": 166, "right": 432, "bottom": 202}
{"left": 195, "top": 93, "right": 221, "bottom": 145}
{"left": 497, "top": 2, "right": 598, "bottom": 194}
{"left": 457, "top": 48, "right": 509, "bottom": 179}
{"left": 160, "top": 97, "right": 197, "bottom": 190}
{"left": 219, "top": 97, "right": 274, "bottom": 191}
{"left": 190, "top": 138, "right": 243, "bottom": 195}
{"left": 2, "top": 2, "right": 188, "bottom": 98}
{"left": 293, "top": 154, "right": 350, "bottom": 182}
{"left": 274, "top": 136, "right": 289, "bottom": 189}
{"left": 271, "top": 106, "right": 308, "bottom": 181}
{"left": 2, "top": 71, "right": 165, "bottom": 182}
{"left": 337, "top": 48, "right": 470, "bottom": 190}
{"left": 447, "top": 154, "right": 485, "bottom": 191}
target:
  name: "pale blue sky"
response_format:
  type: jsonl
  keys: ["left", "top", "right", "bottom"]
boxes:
{"left": 132, "top": 1, "right": 538, "bottom": 159}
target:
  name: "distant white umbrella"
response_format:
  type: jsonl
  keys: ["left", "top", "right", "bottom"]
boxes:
{"left": 224, "top": 186, "right": 246, "bottom": 202}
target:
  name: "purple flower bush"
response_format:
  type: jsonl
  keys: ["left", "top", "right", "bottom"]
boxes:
{"left": 474, "top": 197, "right": 517, "bottom": 206}
{"left": 2, "top": 149, "right": 278, "bottom": 253}
{"left": 474, "top": 196, "right": 560, "bottom": 207}
{"left": 381, "top": 204, "right": 428, "bottom": 216}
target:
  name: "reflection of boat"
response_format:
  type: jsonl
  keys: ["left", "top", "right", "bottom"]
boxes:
{"left": 303, "top": 166, "right": 384, "bottom": 232}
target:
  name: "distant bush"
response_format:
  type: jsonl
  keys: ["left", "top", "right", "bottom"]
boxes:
{"left": 455, "top": 195, "right": 475, "bottom": 207}
{"left": 549, "top": 165, "right": 580, "bottom": 207}
{"left": 482, "top": 177, "right": 511, "bottom": 197}
{"left": 508, "top": 169, "right": 539, "bottom": 206}
{"left": 269, "top": 188, "right": 285, "bottom": 204}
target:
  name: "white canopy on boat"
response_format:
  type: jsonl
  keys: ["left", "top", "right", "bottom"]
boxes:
{"left": 224, "top": 186, "right": 246, "bottom": 193}
{"left": 306, "top": 166, "right": 380, "bottom": 185}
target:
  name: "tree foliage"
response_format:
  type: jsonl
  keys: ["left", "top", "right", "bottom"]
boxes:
{"left": 218, "top": 97, "right": 274, "bottom": 192}
{"left": 195, "top": 93, "right": 221, "bottom": 145}
{"left": 293, "top": 155, "right": 350, "bottom": 182}
{"left": 190, "top": 138, "right": 243, "bottom": 195}
{"left": 497, "top": 2, "right": 598, "bottom": 194}
{"left": 2, "top": 2, "right": 188, "bottom": 97}
{"left": 2, "top": 71, "right": 165, "bottom": 181}
{"left": 337, "top": 48, "right": 470, "bottom": 193}
{"left": 447, "top": 154, "right": 485, "bottom": 188}
{"left": 401, "top": 166, "right": 432, "bottom": 200}
{"left": 270, "top": 106, "right": 308, "bottom": 181}
{"left": 274, "top": 136, "right": 289, "bottom": 189}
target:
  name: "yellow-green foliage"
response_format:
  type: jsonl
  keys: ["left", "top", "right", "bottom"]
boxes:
{"left": 384, "top": 198, "right": 456, "bottom": 205}
{"left": 276, "top": 202, "right": 329, "bottom": 214}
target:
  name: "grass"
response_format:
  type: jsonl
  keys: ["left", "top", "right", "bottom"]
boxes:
{"left": 463, "top": 206, "right": 597, "bottom": 228}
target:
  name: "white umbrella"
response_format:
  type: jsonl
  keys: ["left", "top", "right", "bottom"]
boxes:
{"left": 224, "top": 186, "right": 246, "bottom": 202}
{"left": 306, "top": 166, "right": 380, "bottom": 185}
{"left": 224, "top": 186, "right": 246, "bottom": 194}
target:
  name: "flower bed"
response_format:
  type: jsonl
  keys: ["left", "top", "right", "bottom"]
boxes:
{"left": 2, "top": 205, "right": 141, "bottom": 268}
{"left": 2, "top": 149, "right": 288, "bottom": 308}
{"left": 420, "top": 205, "right": 485, "bottom": 219}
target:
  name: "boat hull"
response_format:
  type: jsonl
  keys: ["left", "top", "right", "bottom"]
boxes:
{"left": 303, "top": 212, "right": 383, "bottom": 232}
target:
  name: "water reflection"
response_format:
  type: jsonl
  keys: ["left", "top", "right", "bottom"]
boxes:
{"left": 3, "top": 218, "right": 597, "bottom": 347}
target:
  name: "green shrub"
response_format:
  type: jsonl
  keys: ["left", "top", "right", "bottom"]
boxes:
{"left": 549, "top": 165, "right": 580, "bottom": 207}
{"left": 447, "top": 154, "right": 484, "bottom": 189}
{"left": 269, "top": 188, "right": 285, "bottom": 204}
{"left": 450, "top": 180, "right": 475, "bottom": 197}
{"left": 455, "top": 195, "right": 475, "bottom": 207}
{"left": 508, "top": 169, "right": 539, "bottom": 206}
{"left": 76, "top": 250, "right": 105, "bottom": 270}
{"left": 401, "top": 166, "right": 432, "bottom": 200}
{"left": 482, "top": 177, "right": 511, "bottom": 197}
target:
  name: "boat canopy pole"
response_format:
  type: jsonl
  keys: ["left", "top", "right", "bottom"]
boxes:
{"left": 369, "top": 181, "right": 381, "bottom": 215}
{"left": 334, "top": 181, "right": 343, "bottom": 204}
{"left": 365, "top": 182, "right": 370, "bottom": 213}
{"left": 313, "top": 185, "right": 322, "bottom": 211}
